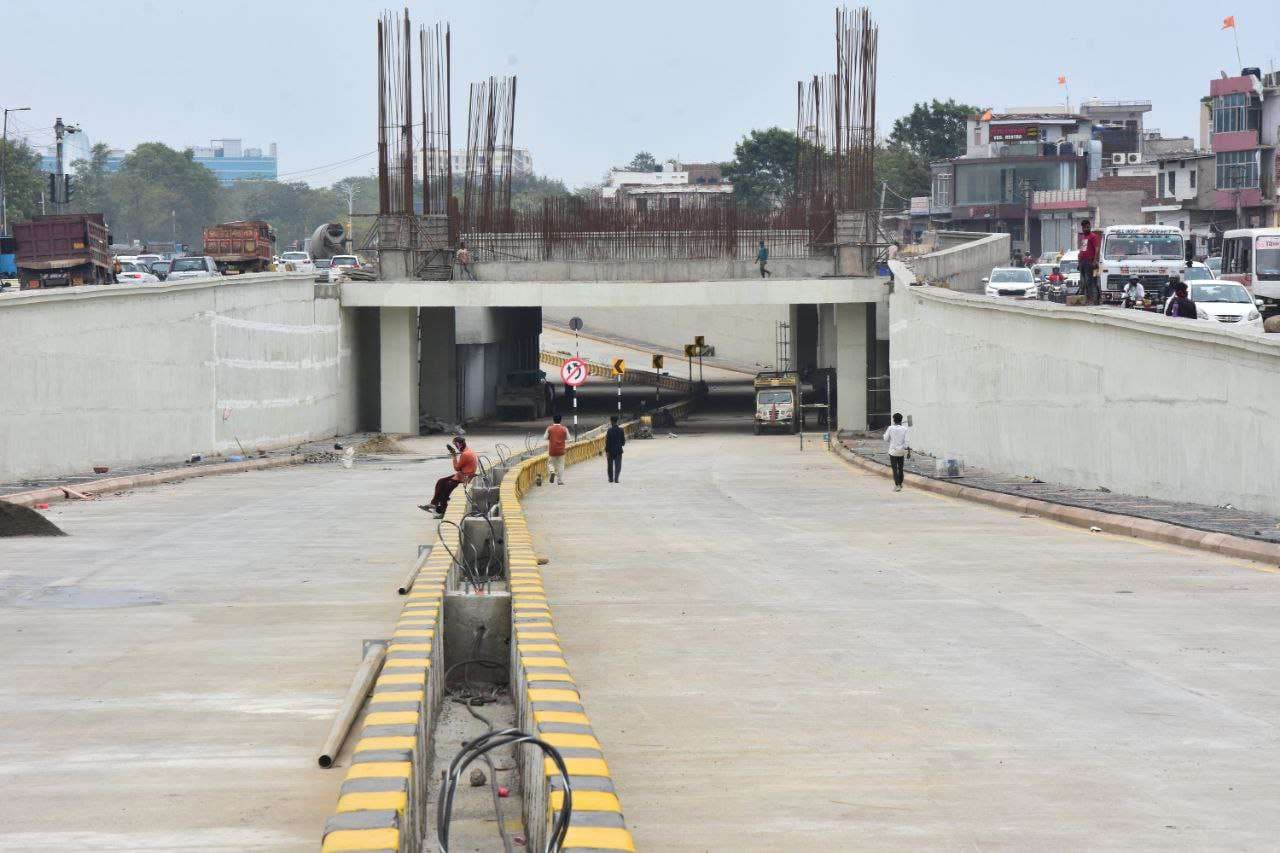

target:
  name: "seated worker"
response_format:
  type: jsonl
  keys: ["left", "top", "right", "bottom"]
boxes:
{"left": 419, "top": 435, "right": 477, "bottom": 518}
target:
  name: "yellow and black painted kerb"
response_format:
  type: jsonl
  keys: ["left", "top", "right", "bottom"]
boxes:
{"left": 320, "top": 499, "right": 458, "bottom": 853}
{"left": 503, "top": 429, "right": 638, "bottom": 853}
{"left": 320, "top": 405, "right": 704, "bottom": 851}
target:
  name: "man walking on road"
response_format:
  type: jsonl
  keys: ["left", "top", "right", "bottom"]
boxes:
{"left": 1077, "top": 219, "right": 1102, "bottom": 305}
{"left": 543, "top": 413, "right": 570, "bottom": 484}
{"left": 756, "top": 240, "right": 772, "bottom": 278}
{"left": 605, "top": 415, "right": 625, "bottom": 483}
{"left": 419, "top": 435, "right": 477, "bottom": 517}
{"left": 884, "top": 412, "right": 910, "bottom": 492}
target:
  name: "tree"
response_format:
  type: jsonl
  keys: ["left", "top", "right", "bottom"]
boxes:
{"left": 110, "top": 143, "right": 221, "bottom": 247}
{"left": 222, "top": 180, "right": 345, "bottom": 250}
{"left": 721, "top": 127, "right": 801, "bottom": 210}
{"left": 509, "top": 173, "right": 570, "bottom": 213}
{"left": 1, "top": 138, "right": 45, "bottom": 225}
{"left": 627, "top": 151, "right": 658, "bottom": 172}
{"left": 889, "top": 99, "right": 977, "bottom": 163}
{"left": 71, "top": 143, "right": 118, "bottom": 222}
{"left": 874, "top": 143, "right": 931, "bottom": 204}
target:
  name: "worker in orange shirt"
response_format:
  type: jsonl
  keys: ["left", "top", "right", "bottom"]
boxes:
{"left": 543, "top": 413, "right": 570, "bottom": 484}
{"left": 419, "top": 435, "right": 477, "bottom": 517}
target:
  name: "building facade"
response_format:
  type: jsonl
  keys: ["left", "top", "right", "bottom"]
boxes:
{"left": 1205, "top": 69, "right": 1278, "bottom": 229}
{"left": 40, "top": 137, "right": 278, "bottom": 186}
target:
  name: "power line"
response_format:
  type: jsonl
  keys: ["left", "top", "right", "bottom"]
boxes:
{"left": 275, "top": 149, "right": 377, "bottom": 179}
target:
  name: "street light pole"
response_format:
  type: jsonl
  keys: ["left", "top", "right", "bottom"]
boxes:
{"left": 1, "top": 106, "right": 32, "bottom": 234}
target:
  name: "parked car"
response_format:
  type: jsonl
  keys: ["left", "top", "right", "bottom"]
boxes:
{"left": 313, "top": 257, "right": 333, "bottom": 283}
{"left": 166, "top": 255, "right": 221, "bottom": 281}
{"left": 279, "top": 250, "right": 315, "bottom": 273}
{"left": 1184, "top": 282, "right": 1265, "bottom": 332}
{"left": 983, "top": 267, "right": 1037, "bottom": 299}
{"left": 150, "top": 259, "right": 171, "bottom": 281}
{"left": 328, "top": 254, "right": 361, "bottom": 282}
{"left": 115, "top": 261, "right": 160, "bottom": 284}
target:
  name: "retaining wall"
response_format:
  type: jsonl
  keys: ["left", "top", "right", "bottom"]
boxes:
{"left": 903, "top": 232, "right": 1010, "bottom": 293}
{"left": 0, "top": 273, "right": 360, "bottom": 482}
{"left": 889, "top": 270, "right": 1280, "bottom": 516}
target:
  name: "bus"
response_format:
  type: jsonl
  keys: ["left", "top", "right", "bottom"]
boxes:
{"left": 1220, "top": 227, "right": 1280, "bottom": 314}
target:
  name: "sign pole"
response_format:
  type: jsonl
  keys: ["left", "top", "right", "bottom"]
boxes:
{"left": 616, "top": 372, "right": 621, "bottom": 414}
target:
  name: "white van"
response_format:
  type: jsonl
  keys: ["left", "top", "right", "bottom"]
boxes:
{"left": 1097, "top": 225, "right": 1187, "bottom": 304}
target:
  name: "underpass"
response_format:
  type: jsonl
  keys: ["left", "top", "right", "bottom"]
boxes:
{"left": 521, "top": 419, "right": 1280, "bottom": 851}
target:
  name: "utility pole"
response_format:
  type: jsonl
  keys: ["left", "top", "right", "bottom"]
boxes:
{"left": 344, "top": 183, "right": 356, "bottom": 253}
{"left": 1, "top": 106, "right": 32, "bottom": 234}
{"left": 171, "top": 209, "right": 177, "bottom": 245}
{"left": 1020, "top": 179, "right": 1034, "bottom": 259}
{"left": 52, "top": 116, "right": 80, "bottom": 214}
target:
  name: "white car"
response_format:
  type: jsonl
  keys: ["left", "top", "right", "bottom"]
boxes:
{"left": 1185, "top": 282, "right": 1265, "bottom": 332}
{"left": 167, "top": 255, "right": 222, "bottom": 281}
{"left": 135, "top": 253, "right": 163, "bottom": 271}
{"left": 1180, "top": 261, "right": 1215, "bottom": 282}
{"left": 983, "top": 267, "right": 1037, "bottom": 299}
{"left": 115, "top": 261, "right": 159, "bottom": 284}
{"left": 328, "top": 254, "right": 361, "bottom": 282}
{"left": 279, "top": 251, "right": 315, "bottom": 273}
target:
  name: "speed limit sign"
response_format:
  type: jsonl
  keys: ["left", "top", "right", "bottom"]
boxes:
{"left": 560, "top": 357, "right": 589, "bottom": 388}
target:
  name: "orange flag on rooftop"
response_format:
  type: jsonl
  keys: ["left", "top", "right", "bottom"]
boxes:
{"left": 1222, "top": 15, "right": 1236, "bottom": 29}
{"left": 980, "top": 109, "right": 993, "bottom": 121}
{"left": 1057, "top": 76, "right": 1067, "bottom": 85}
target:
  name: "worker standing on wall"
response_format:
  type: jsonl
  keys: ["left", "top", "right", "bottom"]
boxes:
{"left": 1077, "top": 219, "right": 1102, "bottom": 305}
{"left": 419, "top": 435, "right": 477, "bottom": 517}
{"left": 605, "top": 415, "right": 625, "bottom": 483}
{"left": 883, "top": 412, "right": 910, "bottom": 492}
{"left": 543, "top": 414, "right": 570, "bottom": 485}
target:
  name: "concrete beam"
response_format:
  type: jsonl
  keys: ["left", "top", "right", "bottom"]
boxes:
{"left": 379, "top": 308, "right": 420, "bottom": 434}
{"left": 341, "top": 277, "right": 886, "bottom": 309}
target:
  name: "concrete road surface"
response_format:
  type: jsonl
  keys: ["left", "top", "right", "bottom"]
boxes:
{"left": 0, "top": 445, "right": 456, "bottom": 851}
{"left": 523, "top": 415, "right": 1280, "bottom": 851}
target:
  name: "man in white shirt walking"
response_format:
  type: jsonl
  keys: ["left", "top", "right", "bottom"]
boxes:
{"left": 883, "top": 412, "right": 910, "bottom": 491}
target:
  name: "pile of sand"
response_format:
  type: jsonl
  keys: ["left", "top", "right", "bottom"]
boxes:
{"left": 0, "top": 501, "right": 67, "bottom": 537}
{"left": 356, "top": 434, "right": 409, "bottom": 454}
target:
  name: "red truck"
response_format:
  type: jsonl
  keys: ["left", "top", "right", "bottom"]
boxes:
{"left": 203, "top": 220, "right": 275, "bottom": 274}
{"left": 13, "top": 213, "right": 113, "bottom": 289}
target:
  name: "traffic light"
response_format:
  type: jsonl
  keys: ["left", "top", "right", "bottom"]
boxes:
{"left": 63, "top": 175, "right": 73, "bottom": 202}
{"left": 48, "top": 173, "right": 56, "bottom": 201}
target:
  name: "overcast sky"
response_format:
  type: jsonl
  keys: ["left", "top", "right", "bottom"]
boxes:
{"left": 7, "top": 0, "right": 1280, "bottom": 188}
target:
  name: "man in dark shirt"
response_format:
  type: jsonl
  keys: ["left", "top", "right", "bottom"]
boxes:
{"left": 1164, "top": 282, "right": 1199, "bottom": 319}
{"left": 605, "top": 415, "right": 626, "bottom": 483}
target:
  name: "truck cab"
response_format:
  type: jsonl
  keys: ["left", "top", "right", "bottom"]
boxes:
{"left": 753, "top": 372, "right": 800, "bottom": 435}
{"left": 1098, "top": 225, "right": 1188, "bottom": 304}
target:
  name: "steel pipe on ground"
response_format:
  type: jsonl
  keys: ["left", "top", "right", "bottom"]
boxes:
{"left": 317, "top": 643, "right": 387, "bottom": 768}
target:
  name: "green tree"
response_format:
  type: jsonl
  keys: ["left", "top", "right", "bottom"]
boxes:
{"left": 721, "top": 127, "right": 801, "bottom": 210}
{"left": 874, "top": 143, "right": 931, "bottom": 204}
{"left": 223, "top": 180, "right": 345, "bottom": 250}
{"left": 70, "top": 143, "right": 118, "bottom": 222}
{"left": 888, "top": 99, "right": 977, "bottom": 163}
{"left": 1, "top": 138, "right": 46, "bottom": 225}
{"left": 110, "top": 143, "right": 221, "bottom": 247}
{"left": 509, "top": 173, "right": 569, "bottom": 213}
{"left": 627, "top": 151, "right": 658, "bottom": 172}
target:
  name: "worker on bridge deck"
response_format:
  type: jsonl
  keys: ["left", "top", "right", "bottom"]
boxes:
{"left": 420, "top": 435, "right": 477, "bottom": 518}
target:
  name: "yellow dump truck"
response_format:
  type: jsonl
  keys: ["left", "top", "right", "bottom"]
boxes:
{"left": 753, "top": 372, "right": 800, "bottom": 435}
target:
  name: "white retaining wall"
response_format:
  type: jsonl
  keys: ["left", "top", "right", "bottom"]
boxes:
{"left": 888, "top": 267, "right": 1280, "bottom": 516}
{"left": 903, "top": 232, "right": 1010, "bottom": 293}
{"left": 0, "top": 273, "right": 359, "bottom": 483}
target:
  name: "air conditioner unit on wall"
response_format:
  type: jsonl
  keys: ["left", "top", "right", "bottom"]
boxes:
{"left": 1127, "top": 152, "right": 1142, "bottom": 164}
{"left": 1111, "top": 153, "right": 1126, "bottom": 165}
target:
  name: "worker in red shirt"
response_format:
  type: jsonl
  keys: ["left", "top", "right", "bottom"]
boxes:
{"left": 1077, "top": 218, "right": 1102, "bottom": 305}
{"left": 543, "top": 413, "right": 570, "bottom": 484}
{"left": 420, "top": 435, "right": 477, "bottom": 518}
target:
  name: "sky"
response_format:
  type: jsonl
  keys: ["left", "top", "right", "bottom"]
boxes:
{"left": 6, "top": 0, "right": 1280, "bottom": 189}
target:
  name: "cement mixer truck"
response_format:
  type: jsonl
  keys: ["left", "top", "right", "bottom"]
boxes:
{"left": 307, "top": 223, "right": 347, "bottom": 260}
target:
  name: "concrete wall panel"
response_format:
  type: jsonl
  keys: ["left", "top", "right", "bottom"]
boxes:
{"left": 0, "top": 274, "right": 358, "bottom": 483}
{"left": 888, "top": 277, "right": 1280, "bottom": 516}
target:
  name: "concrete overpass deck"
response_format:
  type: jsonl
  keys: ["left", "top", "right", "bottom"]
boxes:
{"left": 523, "top": 417, "right": 1280, "bottom": 851}
{"left": 341, "top": 277, "right": 885, "bottom": 308}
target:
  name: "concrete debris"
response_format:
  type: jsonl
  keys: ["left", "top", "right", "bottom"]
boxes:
{"left": 420, "top": 415, "right": 463, "bottom": 435}
{"left": 0, "top": 501, "right": 68, "bottom": 537}
{"left": 301, "top": 450, "right": 342, "bottom": 464}
{"left": 468, "top": 768, "right": 487, "bottom": 787}
{"left": 357, "top": 434, "right": 409, "bottom": 454}
{"left": 1089, "top": 526, "right": 1103, "bottom": 532}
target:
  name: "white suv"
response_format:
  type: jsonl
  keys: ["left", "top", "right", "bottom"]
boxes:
{"left": 983, "top": 267, "right": 1037, "bottom": 299}
{"left": 279, "top": 251, "right": 315, "bottom": 273}
{"left": 328, "top": 255, "right": 361, "bottom": 282}
{"left": 166, "top": 256, "right": 221, "bottom": 281}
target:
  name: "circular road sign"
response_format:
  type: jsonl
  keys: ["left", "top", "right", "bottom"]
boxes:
{"left": 569, "top": 316, "right": 584, "bottom": 331}
{"left": 560, "top": 357, "right": 590, "bottom": 388}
